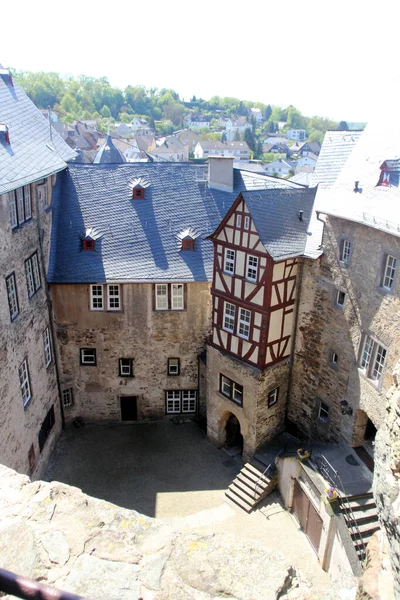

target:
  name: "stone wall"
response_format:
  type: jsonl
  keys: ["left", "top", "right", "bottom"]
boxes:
{"left": 51, "top": 282, "right": 211, "bottom": 422}
{"left": 206, "top": 344, "right": 288, "bottom": 456}
{"left": 289, "top": 216, "right": 400, "bottom": 445}
{"left": 0, "top": 178, "right": 62, "bottom": 478}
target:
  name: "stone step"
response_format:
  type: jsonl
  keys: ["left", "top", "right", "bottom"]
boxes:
{"left": 236, "top": 473, "right": 270, "bottom": 497}
{"left": 350, "top": 522, "right": 380, "bottom": 539}
{"left": 225, "top": 489, "right": 253, "bottom": 513}
{"left": 343, "top": 507, "right": 379, "bottom": 526}
{"left": 228, "top": 482, "right": 259, "bottom": 506}
{"left": 233, "top": 477, "right": 263, "bottom": 501}
{"left": 251, "top": 455, "right": 271, "bottom": 471}
{"left": 340, "top": 497, "right": 376, "bottom": 512}
{"left": 342, "top": 492, "right": 374, "bottom": 503}
{"left": 243, "top": 463, "right": 270, "bottom": 483}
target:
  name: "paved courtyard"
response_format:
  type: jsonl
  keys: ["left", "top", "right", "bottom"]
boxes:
{"left": 45, "top": 421, "right": 332, "bottom": 594}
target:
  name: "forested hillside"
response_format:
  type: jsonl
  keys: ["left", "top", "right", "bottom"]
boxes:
{"left": 12, "top": 69, "right": 343, "bottom": 142}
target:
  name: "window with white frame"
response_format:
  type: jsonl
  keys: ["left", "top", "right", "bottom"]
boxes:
{"left": 62, "top": 388, "right": 73, "bottom": 408}
{"left": 25, "top": 252, "right": 41, "bottom": 298}
{"left": 246, "top": 255, "right": 258, "bottom": 282}
{"left": 80, "top": 348, "right": 97, "bottom": 365}
{"left": 107, "top": 284, "right": 121, "bottom": 310}
{"left": 119, "top": 358, "right": 134, "bottom": 377}
{"left": 223, "top": 302, "right": 236, "bottom": 332}
{"left": 340, "top": 239, "right": 352, "bottom": 263}
{"left": 43, "top": 327, "right": 52, "bottom": 368}
{"left": 9, "top": 186, "right": 32, "bottom": 229}
{"left": 318, "top": 401, "right": 329, "bottom": 423}
{"left": 24, "top": 185, "right": 32, "bottom": 220}
{"left": 224, "top": 249, "right": 235, "bottom": 274}
{"left": 90, "top": 285, "right": 104, "bottom": 310}
{"left": 267, "top": 387, "right": 279, "bottom": 408}
{"left": 5, "top": 272, "right": 19, "bottom": 321}
{"left": 165, "top": 390, "right": 197, "bottom": 414}
{"left": 382, "top": 254, "right": 397, "bottom": 291}
{"left": 236, "top": 214, "right": 242, "bottom": 228}
{"left": 18, "top": 359, "right": 31, "bottom": 407}
{"left": 155, "top": 284, "right": 185, "bottom": 310}
{"left": 168, "top": 357, "right": 180, "bottom": 375}
{"left": 244, "top": 216, "right": 250, "bottom": 230}
{"left": 335, "top": 289, "right": 346, "bottom": 307}
{"left": 220, "top": 374, "right": 243, "bottom": 406}
{"left": 238, "top": 307, "right": 251, "bottom": 339}
{"left": 359, "top": 334, "right": 387, "bottom": 384}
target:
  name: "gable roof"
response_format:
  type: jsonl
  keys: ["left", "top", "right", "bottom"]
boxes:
{"left": 198, "top": 141, "right": 250, "bottom": 151}
{"left": 48, "top": 163, "right": 302, "bottom": 284}
{"left": 93, "top": 133, "right": 126, "bottom": 164}
{"left": 310, "top": 131, "right": 363, "bottom": 188}
{"left": 0, "top": 67, "right": 76, "bottom": 194}
{"left": 239, "top": 188, "right": 320, "bottom": 260}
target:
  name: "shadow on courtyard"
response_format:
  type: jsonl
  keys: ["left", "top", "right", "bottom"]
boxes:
{"left": 44, "top": 420, "right": 241, "bottom": 518}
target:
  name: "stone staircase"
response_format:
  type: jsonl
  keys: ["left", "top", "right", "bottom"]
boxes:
{"left": 225, "top": 461, "right": 278, "bottom": 513}
{"left": 338, "top": 492, "right": 380, "bottom": 561}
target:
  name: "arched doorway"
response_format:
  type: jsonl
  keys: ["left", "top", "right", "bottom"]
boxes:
{"left": 353, "top": 410, "right": 376, "bottom": 472}
{"left": 225, "top": 413, "right": 243, "bottom": 453}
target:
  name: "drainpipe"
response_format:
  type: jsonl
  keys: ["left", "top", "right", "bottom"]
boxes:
{"left": 285, "top": 258, "right": 304, "bottom": 426}
{"left": 35, "top": 177, "right": 65, "bottom": 429}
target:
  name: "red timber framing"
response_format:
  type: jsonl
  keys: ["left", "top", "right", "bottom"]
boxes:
{"left": 208, "top": 193, "right": 299, "bottom": 370}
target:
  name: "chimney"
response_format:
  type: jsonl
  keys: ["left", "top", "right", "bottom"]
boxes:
{"left": 0, "top": 124, "right": 10, "bottom": 145}
{"left": 208, "top": 156, "right": 234, "bottom": 192}
{"left": 354, "top": 181, "right": 360, "bottom": 193}
{"left": 0, "top": 68, "right": 14, "bottom": 87}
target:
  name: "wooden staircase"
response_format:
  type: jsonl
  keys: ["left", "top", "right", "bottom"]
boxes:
{"left": 338, "top": 492, "right": 380, "bottom": 561}
{"left": 225, "top": 462, "right": 278, "bottom": 513}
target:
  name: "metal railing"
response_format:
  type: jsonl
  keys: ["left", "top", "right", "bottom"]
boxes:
{"left": 313, "top": 453, "right": 367, "bottom": 560}
{"left": 0, "top": 567, "right": 85, "bottom": 600}
{"left": 253, "top": 450, "right": 282, "bottom": 500}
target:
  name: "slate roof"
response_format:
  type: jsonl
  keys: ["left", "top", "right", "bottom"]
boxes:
{"left": 48, "top": 163, "right": 303, "bottom": 284}
{"left": 241, "top": 188, "right": 321, "bottom": 261}
{"left": 309, "top": 131, "right": 363, "bottom": 188}
{"left": 198, "top": 141, "right": 250, "bottom": 151}
{"left": 93, "top": 134, "right": 126, "bottom": 164}
{"left": 0, "top": 67, "right": 76, "bottom": 195}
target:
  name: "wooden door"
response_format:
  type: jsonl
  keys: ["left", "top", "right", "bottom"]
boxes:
{"left": 292, "top": 479, "right": 323, "bottom": 553}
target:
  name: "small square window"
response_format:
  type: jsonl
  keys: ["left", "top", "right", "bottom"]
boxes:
{"left": 224, "top": 249, "right": 235, "bottom": 274}
{"left": 267, "top": 387, "right": 279, "bottom": 408}
{"left": 336, "top": 290, "right": 346, "bottom": 307}
{"left": 168, "top": 358, "right": 180, "bottom": 376}
{"left": 318, "top": 401, "right": 329, "bottom": 423}
{"left": 62, "top": 388, "right": 73, "bottom": 408}
{"left": 331, "top": 352, "right": 339, "bottom": 365}
{"left": 119, "top": 358, "right": 134, "bottom": 377}
{"left": 182, "top": 238, "right": 194, "bottom": 250}
{"left": 219, "top": 374, "right": 243, "bottom": 406}
{"left": 133, "top": 187, "right": 144, "bottom": 199}
{"left": 83, "top": 239, "right": 95, "bottom": 251}
{"left": 90, "top": 285, "right": 104, "bottom": 310}
{"left": 80, "top": 348, "right": 97, "bottom": 365}
{"left": 108, "top": 284, "right": 121, "bottom": 310}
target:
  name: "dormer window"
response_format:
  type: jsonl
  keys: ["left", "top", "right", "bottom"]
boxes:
{"left": 182, "top": 238, "right": 194, "bottom": 251}
{"left": 133, "top": 186, "right": 145, "bottom": 199}
{"left": 0, "top": 124, "right": 10, "bottom": 145}
{"left": 82, "top": 239, "right": 95, "bottom": 251}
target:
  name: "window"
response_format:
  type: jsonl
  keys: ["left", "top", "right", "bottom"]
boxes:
{"left": 236, "top": 214, "right": 242, "bottom": 228}
{"left": 244, "top": 216, "right": 250, "bottom": 230}
{"left": 155, "top": 284, "right": 185, "bottom": 310}
{"left": 9, "top": 186, "right": 32, "bottom": 229}
{"left": 220, "top": 374, "right": 243, "bottom": 406}
{"left": 181, "top": 238, "right": 194, "bottom": 250}
{"left": 89, "top": 284, "right": 122, "bottom": 311}
{"left": 382, "top": 254, "right": 397, "bottom": 291}
{"left": 119, "top": 358, "right": 134, "bottom": 377}
{"left": 25, "top": 252, "right": 41, "bottom": 298}
{"left": 5, "top": 273, "right": 19, "bottom": 321}
{"left": 336, "top": 289, "right": 346, "bottom": 307}
{"left": 359, "top": 334, "right": 387, "bottom": 384}
{"left": 90, "top": 285, "right": 104, "bottom": 310}
{"left": 223, "top": 302, "right": 236, "bottom": 332}
{"left": 168, "top": 358, "right": 180, "bottom": 376}
{"left": 107, "top": 284, "right": 121, "bottom": 310}
{"left": 43, "top": 327, "right": 52, "bottom": 368}
{"left": 80, "top": 348, "right": 97, "bottom": 365}
{"left": 318, "top": 401, "right": 329, "bottom": 423}
{"left": 62, "top": 389, "right": 73, "bottom": 408}
{"left": 246, "top": 255, "right": 258, "bottom": 282}
{"left": 19, "top": 359, "right": 32, "bottom": 407}
{"left": 133, "top": 187, "right": 144, "bottom": 199}
{"left": 267, "top": 387, "right": 279, "bottom": 408}
{"left": 165, "top": 390, "right": 197, "bottom": 414}
{"left": 340, "top": 239, "right": 351, "bottom": 263}
{"left": 38, "top": 405, "right": 55, "bottom": 452}
{"left": 238, "top": 308, "right": 251, "bottom": 339}
{"left": 330, "top": 352, "right": 339, "bottom": 366}
{"left": 224, "top": 249, "right": 235, "bottom": 274}
{"left": 82, "top": 239, "right": 95, "bottom": 251}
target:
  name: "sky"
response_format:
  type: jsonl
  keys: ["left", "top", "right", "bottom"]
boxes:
{"left": 2, "top": 0, "right": 399, "bottom": 122}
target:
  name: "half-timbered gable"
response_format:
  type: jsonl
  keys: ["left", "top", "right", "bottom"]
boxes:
{"left": 208, "top": 187, "right": 318, "bottom": 370}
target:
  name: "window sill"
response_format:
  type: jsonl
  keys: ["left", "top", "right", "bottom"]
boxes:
{"left": 44, "top": 205, "right": 52, "bottom": 213}
{"left": 358, "top": 369, "right": 383, "bottom": 392}
{"left": 23, "top": 397, "right": 32, "bottom": 411}
{"left": 218, "top": 391, "right": 243, "bottom": 407}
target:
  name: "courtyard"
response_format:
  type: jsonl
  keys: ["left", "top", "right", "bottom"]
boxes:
{"left": 45, "top": 420, "right": 332, "bottom": 594}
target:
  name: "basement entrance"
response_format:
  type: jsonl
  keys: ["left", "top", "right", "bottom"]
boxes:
{"left": 292, "top": 479, "right": 323, "bottom": 554}
{"left": 225, "top": 414, "right": 243, "bottom": 453}
{"left": 120, "top": 396, "right": 138, "bottom": 421}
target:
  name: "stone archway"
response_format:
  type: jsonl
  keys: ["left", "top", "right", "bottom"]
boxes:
{"left": 224, "top": 413, "right": 243, "bottom": 453}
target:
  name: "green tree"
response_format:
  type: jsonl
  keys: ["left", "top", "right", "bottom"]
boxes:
{"left": 244, "top": 127, "right": 255, "bottom": 151}
{"left": 233, "top": 129, "right": 241, "bottom": 141}
{"left": 265, "top": 104, "right": 272, "bottom": 120}
{"left": 100, "top": 105, "right": 111, "bottom": 118}
{"left": 338, "top": 120, "right": 349, "bottom": 130}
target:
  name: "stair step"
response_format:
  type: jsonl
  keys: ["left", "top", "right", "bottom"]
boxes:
{"left": 343, "top": 507, "right": 379, "bottom": 525}
{"left": 233, "top": 478, "right": 263, "bottom": 500}
{"left": 229, "top": 483, "right": 258, "bottom": 505}
{"left": 225, "top": 490, "right": 253, "bottom": 513}
{"left": 340, "top": 495, "right": 376, "bottom": 511}
{"left": 251, "top": 456, "right": 271, "bottom": 471}
{"left": 350, "top": 522, "right": 380, "bottom": 539}
{"left": 243, "top": 463, "right": 271, "bottom": 483}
